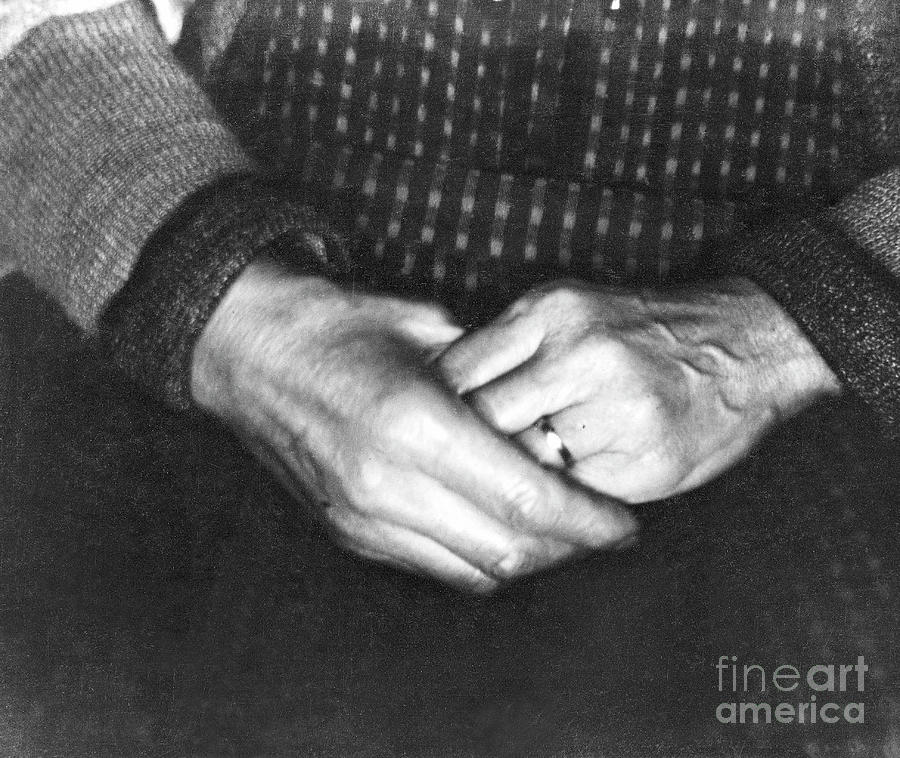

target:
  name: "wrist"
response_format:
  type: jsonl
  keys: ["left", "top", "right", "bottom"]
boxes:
{"left": 190, "top": 260, "right": 348, "bottom": 415}
{"left": 100, "top": 173, "right": 350, "bottom": 411}
{"left": 640, "top": 276, "right": 840, "bottom": 425}
{"left": 715, "top": 277, "right": 842, "bottom": 420}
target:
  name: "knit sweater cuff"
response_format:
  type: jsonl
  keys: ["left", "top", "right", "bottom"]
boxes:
{"left": 101, "top": 176, "right": 351, "bottom": 411}
{"left": 0, "top": 1, "right": 252, "bottom": 331}
{"left": 715, "top": 213, "right": 900, "bottom": 436}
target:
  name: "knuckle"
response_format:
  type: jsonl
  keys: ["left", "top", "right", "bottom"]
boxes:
{"left": 344, "top": 457, "right": 388, "bottom": 514}
{"left": 501, "top": 478, "right": 550, "bottom": 529}
{"left": 504, "top": 294, "right": 538, "bottom": 321}
{"left": 536, "top": 283, "right": 582, "bottom": 313}
{"left": 357, "top": 455, "right": 387, "bottom": 490}
{"left": 511, "top": 280, "right": 579, "bottom": 317}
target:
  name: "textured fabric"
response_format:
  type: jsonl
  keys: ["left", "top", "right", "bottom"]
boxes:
{"left": 0, "top": 3, "right": 898, "bottom": 754}
{"left": 719, "top": 210, "right": 900, "bottom": 435}
{"left": 0, "top": 0, "right": 121, "bottom": 55}
{"left": 835, "top": 167, "right": 900, "bottom": 279}
{"left": 0, "top": 1, "right": 251, "bottom": 330}
{"left": 204, "top": 0, "right": 854, "bottom": 291}
{"left": 102, "top": 176, "right": 351, "bottom": 408}
{"left": 1, "top": 0, "right": 898, "bottom": 427}
{"left": 0, "top": 1, "right": 193, "bottom": 55}
{"left": 3, "top": 275, "right": 900, "bottom": 756}
{"left": 186, "top": 0, "right": 900, "bottom": 432}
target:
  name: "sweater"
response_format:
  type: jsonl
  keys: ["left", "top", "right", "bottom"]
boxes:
{"left": 1, "top": 4, "right": 899, "bottom": 755}
{"left": 0, "top": 0, "right": 898, "bottom": 429}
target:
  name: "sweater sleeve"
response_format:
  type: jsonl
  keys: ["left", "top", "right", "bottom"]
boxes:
{"left": 99, "top": 174, "right": 352, "bottom": 410}
{"left": 1, "top": 0, "right": 351, "bottom": 411}
{"left": 714, "top": 167, "right": 900, "bottom": 437}
{"left": 0, "top": 0, "right": 246, "bottom": 332}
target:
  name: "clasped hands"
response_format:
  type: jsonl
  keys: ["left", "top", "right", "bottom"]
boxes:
{"left": 192, "top": 261, "right": 839, "bottom": 593}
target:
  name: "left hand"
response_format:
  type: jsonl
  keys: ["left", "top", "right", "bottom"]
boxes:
{"left": 438, "top": 278, "right": 841, "bottom": 503}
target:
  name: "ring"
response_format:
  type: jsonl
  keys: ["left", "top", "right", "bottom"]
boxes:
{"left": 537, "top": 416, "right": 575, "bottom": 467}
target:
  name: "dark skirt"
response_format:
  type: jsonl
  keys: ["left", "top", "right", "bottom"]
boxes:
{"left": 1, "top": 272, "right": 898, "bottom": 756}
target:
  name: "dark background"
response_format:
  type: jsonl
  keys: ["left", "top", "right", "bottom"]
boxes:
{"left": 1, "top": 273, "right": 898, "bottom": 757}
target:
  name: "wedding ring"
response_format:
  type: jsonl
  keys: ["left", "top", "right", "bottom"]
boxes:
{"left": 537, "top": 416, "right": 574, "bottom": 468}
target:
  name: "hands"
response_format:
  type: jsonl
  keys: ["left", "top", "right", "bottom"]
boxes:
{"left": 439, "top": 278, "right": 841, "bottom": 504}
{"left": 191, "top": 261, "right": 637, "bottom": 593}
{"left": 189, "top": 258, "right": 831, "bottom": 591}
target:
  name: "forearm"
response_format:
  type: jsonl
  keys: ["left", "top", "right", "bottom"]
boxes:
{"left": 710, "top": 168, "right": 900, "bottom": 437}
{"left": 0, "top": 1, "right": 348, "bottom": 410}
{"left": 0, "top": 0, "right": 230, "bottom": 331}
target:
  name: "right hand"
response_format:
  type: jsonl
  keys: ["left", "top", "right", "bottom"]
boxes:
{"left": 190, "top": 260, "right": 638, "bottom": 592}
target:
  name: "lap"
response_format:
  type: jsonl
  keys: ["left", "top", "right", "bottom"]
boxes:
{"left": 1, "top": 275, "right": 898, "bottom": 756}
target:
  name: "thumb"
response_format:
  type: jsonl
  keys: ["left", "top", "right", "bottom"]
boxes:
{"left": 395, "top": 301, "right": 465, "bottom": 347}
{"left": 436, "top": 316, "right": 543, "bottom": 395}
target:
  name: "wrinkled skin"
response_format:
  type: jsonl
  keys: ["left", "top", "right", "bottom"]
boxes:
{"left": 191, "top": 261, "right": 638, "bottom": 592}
{"left": 439, "top": 278, "right": 841, "bottom": 504}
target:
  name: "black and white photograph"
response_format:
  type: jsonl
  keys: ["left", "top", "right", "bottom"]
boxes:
{"left": 0, "top": 0, "right": 898, "bottom": 754}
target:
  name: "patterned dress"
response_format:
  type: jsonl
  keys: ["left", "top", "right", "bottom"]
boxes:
{"left": 191, "top": 0, "right": 880, "bottom": 323}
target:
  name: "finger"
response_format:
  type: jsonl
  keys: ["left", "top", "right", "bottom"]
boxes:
{"left": 513, "top": 425, "right": 639, "bottom": 501}
{"left": 330, "top": 511, "right": 500, "bottom": 593}
{"left": 516, "top": 423, "right": 574, "bottom": 469}
{"left": 406, "top": 319, "right": 465, "bottom": 347}
{"left": 566, "top": 453, "right": 680, "bottom": 504}
{"left": 515, "top": 403, "right": 623, "bottom": 468}
{"left": 367, "top": 471, "right": 583, "bottom": 580}
{"left": 518, "top": 406, "right": 689, "bottom": 504}
{"left": 417, "top": 399, "right": 639, "bottom": 548}
{"left": 393, "top": 301, "right": 465, "bottom": 346}
{"left": 437, "top": 316, "right": 543, "bottom": 394}
{"left": 466, "top": 357, "right": 580, "bottom": 434}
